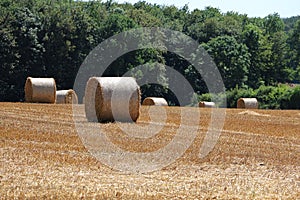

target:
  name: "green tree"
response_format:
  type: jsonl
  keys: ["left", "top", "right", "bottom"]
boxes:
{"left": 268, "top": 31, "right": 291, "bottom": 84}
{"left": 101, "top": 12, "right": 137, "bottom": 39}
{"left": 220, "top": 12, "right": 248, "bottom": 40}
{"left": 161, "top": 5, "right": 188, "bottom": 31}
{"left": 288, "top": 20, "right": 300, "bottom": 76}
{"left": 183, "top": 7, "right": 222, "bottom": 43}
{"left": 242, "top": 23, "right": 263, "bottom": 87}
{"left": 9, "top": 7, "right": 44, "bottom": 101}
{"left": 0, "top": 0, "right": 299, "bottom": 104}
{"left": 128, "top": 8, "right": 161, "bottom": 27}
{"left": 263, "top": 14, "right": 292, "bottom": 85}
{"left": 264, "top": 13, "right": 284, "bottom": 35}
{"left": 203, "top": 35, "right": 250, "bottom": 89}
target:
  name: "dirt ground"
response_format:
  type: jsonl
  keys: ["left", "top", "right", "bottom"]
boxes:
{"left": 0, "top": 103, "right": 299, "bottom": 199}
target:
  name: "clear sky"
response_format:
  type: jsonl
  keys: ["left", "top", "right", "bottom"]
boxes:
{"left": 117, "top": 0, "right": 300, "bottom": 18}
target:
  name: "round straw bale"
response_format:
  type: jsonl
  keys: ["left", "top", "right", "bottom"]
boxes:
{"left": 85, "top": 77, "right": 140, "bottom": 122}
{"left": 237, "top": 98, "right": 258, "bottom": 109}
{"left": 142, "top": 97, "right": 168, "bottom": 106}
{"left": 56, "top": 89, "right": 78, "bottom": 104}
{"left": 199, "top": 101, "right": 216, "bottom": 108}
{"left": 24, "top": 77, "right": 56, "bottom": 103}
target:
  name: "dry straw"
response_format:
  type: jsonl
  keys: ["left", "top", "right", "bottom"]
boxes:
{"left": 85, "top": 77, "right": 141, "bottom": 122}
{"left": 56, "top": 89, "right": 78, "bottom": 104}
{"left": 24, "top": 77, "right": 56, "bottom": 103}
{"left": 237, "top": 98, "right": 258, "bottom": 109}
{"left": 199, "top": 101, "right": 216, "bottom": 108}
{"left": 142, "top": 97, "right": 168, "bottom": 106}
{"left": 82, "top": 96, "right": 85, "bottom": 105}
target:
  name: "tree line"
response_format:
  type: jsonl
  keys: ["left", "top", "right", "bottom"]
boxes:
{"left": 0, "top": 0, "right": 300, "bottom": 108}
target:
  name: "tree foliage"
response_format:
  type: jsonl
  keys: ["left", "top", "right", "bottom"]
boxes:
{"left": 0, "top": 0, "right": 299, "bottom": 106}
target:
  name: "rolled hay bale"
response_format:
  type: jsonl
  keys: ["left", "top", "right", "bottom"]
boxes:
{"left": 24, "top": 77, "right": 56, "bottom": 103}
{"left": 85, "top": 77, "right": 140, "bottom": 122}
{"left": 142, "top": 97, "right": 168, "bottom": 106}
{"left": 237, "top": 98, "right": 258, "bottom": 109}
{"left": 56, "top": 89, "right": 78, "bottom": 104}
{"left": 199, "top": 101, "right": 216, "bottom": 108}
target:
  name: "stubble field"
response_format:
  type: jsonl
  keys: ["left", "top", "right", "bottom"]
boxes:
{"left": 0, "top": 102, "right": 299, "bottom": 199}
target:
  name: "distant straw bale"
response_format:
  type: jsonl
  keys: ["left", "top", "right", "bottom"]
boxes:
{"left": 142, "top": 97, "right": 168, "bottom": 106}
{"left": 198, "top": 101, "right": 216, "bottom": 108}
{"left": 56, "top": 90, "right": 78, "bottom": 104}
{"left": 237, "top": 98, "right": 258, "bottom": 109}
{"left": 24, "top": 77, "right": 56, "bottom": 103}
{"left": 85, "top": 77, "right": 140, "bottom": 122}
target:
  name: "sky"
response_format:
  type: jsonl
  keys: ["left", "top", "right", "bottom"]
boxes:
{"left": 117, "top": 0, "right": 300, "bottom": 18}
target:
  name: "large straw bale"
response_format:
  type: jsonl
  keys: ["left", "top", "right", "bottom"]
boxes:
{"left": 56, "top": 89, "right": 78, "bottom": 104}
{"left": 237, "top": 98, "right": 258, "bottom": 109}
{"left": 142, "top": 97, "right": 168, "bottom": 106}
{"left": 199, "top": 101, "right": 216, "bottom": 108}
{"left": 85, "top": 77, "right": 140, "bottom": 122}
{"left": 24, "top": 77, "right": 56, "bottom": 103}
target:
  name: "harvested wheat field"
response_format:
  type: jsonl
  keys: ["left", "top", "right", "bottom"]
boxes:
{"left": 0, "top": 102, "right": 299, "bottom": 199}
